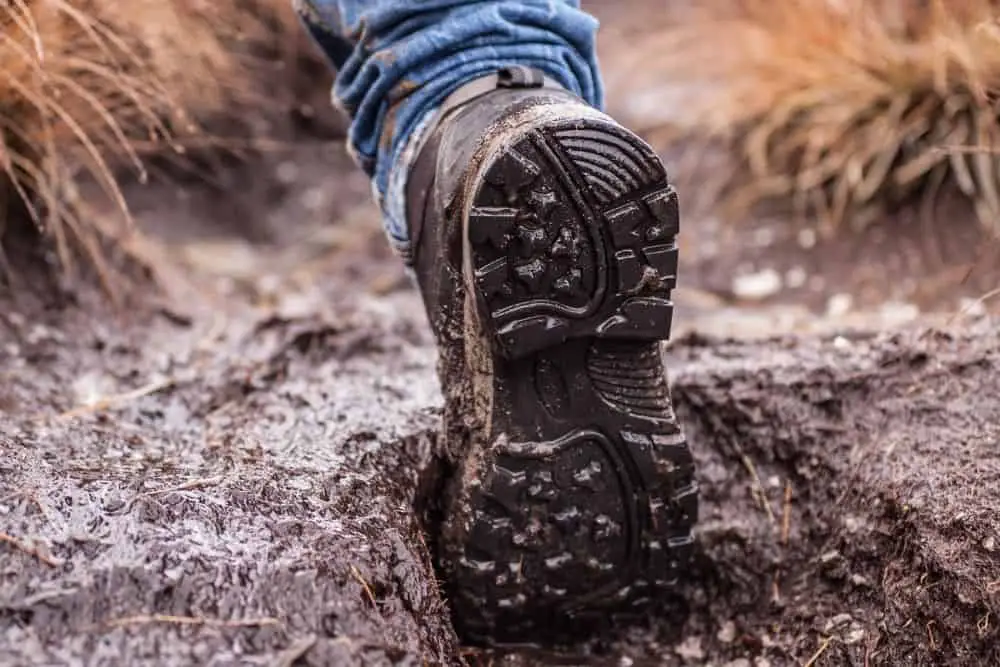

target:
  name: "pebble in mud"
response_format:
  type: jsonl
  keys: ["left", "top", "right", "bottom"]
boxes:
{"left": 785, "top": 266, "right": 807, "bottom": 289}
{"left": 823, "top": 612, "right": 854, "bottom": 632}
{"left": 722, "top": 659, "right": 751, "bottom": 667}
{"left": 674, "top": 636, "right": 706, "bottom": 661}
{"left": 717, "top": 620, "right": 737, "bottom": 644}
{"left": 826, "top": 293, "right": 853, "bottom": 317}
{"left": 823, "top": 613, "right": 866, "bottom": 645}
{"left": 731, "top": 268, "right": 782, "bottom": 301}
{"left": 878, "top": 301, "right": 920, "bottom": 326}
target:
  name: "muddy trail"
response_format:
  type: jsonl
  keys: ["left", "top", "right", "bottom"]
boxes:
{"left": 2, "top": 125, "right": 1000, "bottom": 667}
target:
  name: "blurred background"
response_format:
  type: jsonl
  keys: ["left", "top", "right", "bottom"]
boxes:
{"left": 1, "top": 0, "right": 999, "bottom": 331}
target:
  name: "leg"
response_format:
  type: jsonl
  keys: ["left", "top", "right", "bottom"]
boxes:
{"left": 293, "top": 0, "right": 602, "bottom": 257}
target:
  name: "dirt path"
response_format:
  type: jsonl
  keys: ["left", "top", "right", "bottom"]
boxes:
{"left": 2, "top": 141, "right": 999, "bottom": 666}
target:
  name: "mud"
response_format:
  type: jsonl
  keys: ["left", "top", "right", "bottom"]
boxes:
{"left": 1, "top": 250, "right": 453, "bottom": 665}
{"left": 3, "top": 129, "right": 1000, "bottom": 665}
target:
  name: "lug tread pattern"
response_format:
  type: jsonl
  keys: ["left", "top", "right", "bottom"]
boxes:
{"left": 468, "top": 123, "right": 679, "bottom": 360}
{"left": 443, "top": 116, "right": 698, "bottom": 644}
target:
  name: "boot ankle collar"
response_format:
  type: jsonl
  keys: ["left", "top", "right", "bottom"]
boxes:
{"left": 408, "top": 67, "right": 562, "bottom": 173}
{"left": 402, "top": 67, "right": 562, "bottom": 263}
{"left": 439, "top": 67, "right": 561, "bottom": 121}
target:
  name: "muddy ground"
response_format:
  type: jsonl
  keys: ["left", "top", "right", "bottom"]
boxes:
{"left": 3, "top": 32, "right": 1000, "bottom": 666}
{"left": 2, "top": 136, "right": 999, "bottom": 667}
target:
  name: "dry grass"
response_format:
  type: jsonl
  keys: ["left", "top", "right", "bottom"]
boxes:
{"left": 615, "top": 0, "right": 1000, "bottom": 234}
{"left": 0, "top": 0, "right": 315, "bottom": 292}
{"left": 22, "top": 0, "right": 1000, "bottom": 293}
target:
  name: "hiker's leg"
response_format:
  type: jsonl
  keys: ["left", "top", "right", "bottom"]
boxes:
{"left": 292, "top": 0, "right": 602, "bottom": 258}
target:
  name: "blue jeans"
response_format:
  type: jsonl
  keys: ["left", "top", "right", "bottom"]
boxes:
{"left": 293, "top": 0, "right": 604, "bottom": 259}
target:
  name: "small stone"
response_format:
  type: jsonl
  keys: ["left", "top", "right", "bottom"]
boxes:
{"left": 732, "top": 269, "right": 782, "bottom": 301}
{"left": 798, "top": 228, "right": 818, "bottom": 248}
{"left": 826, "top": 293, "right": 853, "bottom": 317}
{"left": 753, "top": 227, "right": 776, "bottom": 247}
{"left": 819, "top": 550, "right": 841, "bottom": 564}
{"left": 983, "top": 536, "right": 996, "bottom": 552}
{"left": 844, "top": 627, "right": 866, "bottom": 645}
{"left": 832, "top": 335, "right": 852, "bottom": 351}
{"left": 723, "top": 659, "right": 751, "bottom": 667}
{"left": 26, "top": 324, "right": 61, "bottom": 345}
{"left": 256, "top": 273, "right": 282, "bottom": 297}
{"left": 717, "top": 620, "right": 737, "bottom": 644}
{"left": 674, "top": 636, "right": 706, "bottom": 661}
{"left": 755, "top": 659, "right": 772, "bottom": 667}
{"left": 101, "top": 494, "right": 126, "bottom": 513}
{"left": 72, "top": 372, "right": 115, "bottom": 408}
{"left": 275, "top": 161, "right": 299, "bottom": 184}
{"left": 302, "top": 186, "right": 327, "bottom": 211}
{"left": 618, "top": 657, "right": 635, "bottom": 667}
{"left": 851, "top": 573, "right": 871, "bottom": 587}
{"left": 842, "top": 515, "right": 862, "bottom": 532}
{"left": 785, "top": 266, "right": 807, "bottom": 288}
{"left": 879, "top": 301, "right": 920, "bottom": 326}
{"left": 823, "top": 613, "right": 854, "bottom": 633}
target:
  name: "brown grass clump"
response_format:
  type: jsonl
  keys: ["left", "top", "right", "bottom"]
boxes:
{"left": 0, "top": 0, "right": 315, "bottom": 291}
{"left": 615, "top": 0, "right": 1000, "bottom": 234}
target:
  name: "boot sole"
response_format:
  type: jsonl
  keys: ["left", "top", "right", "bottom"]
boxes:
{"left": 441, "top": 113, "right": 698, "bottom": 644}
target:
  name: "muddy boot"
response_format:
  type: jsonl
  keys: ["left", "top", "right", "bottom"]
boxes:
{"left": 405, "top": 67, "right": 698, "bottom": 644}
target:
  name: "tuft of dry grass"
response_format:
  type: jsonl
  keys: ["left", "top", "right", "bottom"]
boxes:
{"left": 0, "top": 0, "right": 318, "bottom": 293}
{"left": 615, "top": 0, "right": 1000, "bottom": 234}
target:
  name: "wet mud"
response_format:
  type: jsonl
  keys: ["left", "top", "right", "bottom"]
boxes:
{"left": 2, "top": 140, "right": 1000, "bottom": 666}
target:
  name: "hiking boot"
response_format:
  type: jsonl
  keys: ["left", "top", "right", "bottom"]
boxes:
{"left": 405, "top": 67, "right": 698, "bottom": 644}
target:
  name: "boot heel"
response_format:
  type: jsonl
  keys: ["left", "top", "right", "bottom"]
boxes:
{"left": 465, "top": 119, "right": 679, "bottom": 359}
